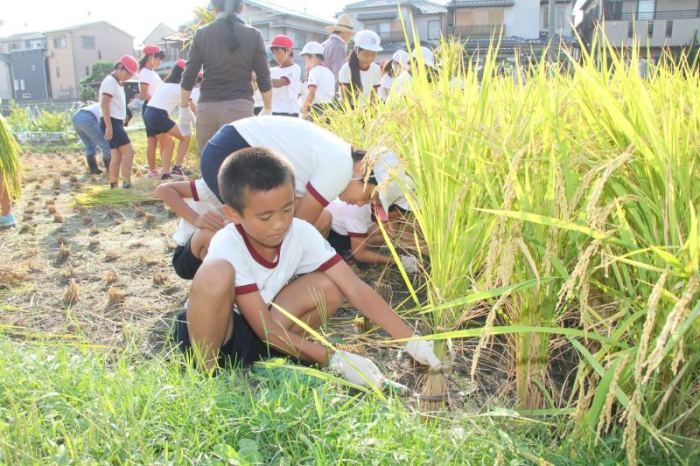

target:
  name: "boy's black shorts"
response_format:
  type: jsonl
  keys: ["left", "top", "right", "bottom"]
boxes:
{"left": 172, "top": 239, "right": 203, "bottom": 280}
{"left": 327, "top": 229, "right": 352, "bottom": 260}
{"left": 172, "top": 309, "right": 287, "bottom": 368}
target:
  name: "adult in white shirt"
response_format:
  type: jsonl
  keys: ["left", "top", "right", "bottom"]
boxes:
{"left": 338, "top": 30, "right": 383, "bottom": 107}
{"left": 269, "top": 35, "right": 302, "bottom": 117}
{"left": 143, "top": 60, "right": 193, "bottom": 179}
{"left": 299, "top": 41, "right": 336, "bottom": 118}
{"left": 138, "top": 44, "right": 165, "bottom": 178}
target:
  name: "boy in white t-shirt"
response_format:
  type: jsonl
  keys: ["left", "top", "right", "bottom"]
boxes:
{"left": 155, "top": 177, "right": 226, "bottom": 279}
{"left": 99, "top": 55, "right": 139, "bottom": 189}
{"left": 269, "top": 35, "right": 301, "bottom": 117}
{"left": 299, "top": 41, "right": 336, "bottom": 119}
{"left": 174, "top": 147, "right": 441, "bottom": 387}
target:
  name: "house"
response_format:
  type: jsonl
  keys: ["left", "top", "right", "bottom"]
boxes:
{"left": 142, "top": 23, "right": 183, "bottom": 73}
{"left": 162, "top": 0, "right": 333, "bottom": 67}
{"left": 44, "top": 21, "right": 135, "bottom": 100}
{"left": 0, "top": 54, "right": 12, "bottom": 102}
{"left": 0, "top": 33, "right": 51, "bottom": 101}
{"left": 539, "top": 0, "right": 575, "bottom": 39}
{"left": 340, "top": 0, "right": 448, "bottom": 57}
{"left": 575, "top": 0, "right": 700, "bottom": 56}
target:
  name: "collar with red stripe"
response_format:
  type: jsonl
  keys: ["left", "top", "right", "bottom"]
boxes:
{"left": 235, "top": 224, "right": 281, "bottom": 269}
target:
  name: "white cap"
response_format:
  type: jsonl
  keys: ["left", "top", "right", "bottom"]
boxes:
{"left": 301, "top": 41, "right": 324, "bottom": 56}
{"left": 371, "top": 149, "right": 412, "bottom": 221}
{"left": 413, "top": 46, "right": 435, "bottom": 68}
{"left": 392, "top": 50, "right": 410, "bottom": 69}
{"left": 354, "top": 30, "right": 383, "bottom": 52}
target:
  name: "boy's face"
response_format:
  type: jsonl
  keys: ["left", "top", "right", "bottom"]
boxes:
{"left": 303, "top": 55, "right": 315, "bottom": 70}
{"left": 271, "top": 47, "right": 290, "bottom": 65}
{"left": 339, "top": 178, "right": 374, "bottom": 206}
{"left": 223, "top": 182, "right": 296, "bottom": 248}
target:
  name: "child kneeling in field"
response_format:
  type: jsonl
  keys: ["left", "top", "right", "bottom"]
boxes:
{"left": 173, "top": 148, "right": 440, "bottom": 387}
{"left": 155, "top": 177, "right": 225, "bottom": 279}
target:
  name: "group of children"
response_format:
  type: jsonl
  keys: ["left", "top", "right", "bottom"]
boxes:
{"left": 156, "top": 116, "right": 436, "bottom": 387}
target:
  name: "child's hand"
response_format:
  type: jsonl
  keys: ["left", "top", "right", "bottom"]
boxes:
{"left": 104, "top": 126, "right": 113, "bottom": 141}
{"left": 329, "top": 350, "right": 385, "bottom": 388}
{"left": 405, "top": 338, "right": 441, "bottom": 370}
{"left": 194, "top": 211, "right": 225, "bottom": 232}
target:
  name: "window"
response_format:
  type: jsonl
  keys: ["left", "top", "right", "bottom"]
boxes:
{"left": 53, "top": 37, "right": 66, "bottom": 49}
{"left": 367, "top": 22, "right": 391, "bottom": 40}
{"left": 647, "top": 20, "right": 654, "bottom": 37}
{"left": 628, "top": 21, "right": 634, "bottom": 38}
{"left": 638, "top": 0, "right": 655, "bottom": 20}
{"left": 428, "top": 20, "right": 441, "bottom": 40}
{"left": 294, "top": 32, "right": 306, "bottom": 48}
{"left": 81, "top": 35, "right": 95, "bottom": 49}
{"left": 14, "top": 79, "right": 25, "bottom": 91}
{"left": 665, "top": 20, "right": 673, "bottom": 38}
{"left": 604, "top": 1, "right": 623, "bottom": 21}
{"left": 56, "top": 67, "right": 60, "bottom": 78}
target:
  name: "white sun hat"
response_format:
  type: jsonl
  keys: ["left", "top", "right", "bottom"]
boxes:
{"left": 301, "top": 41, "right": 324, "bottom": 56}
{"left": 392, "top": 50, "right": 410, "bottom": 69}
{"left": 354, "top": 30, "right": 383, "bottom": 52}
{"left": 413, "top": 46, "right": 435, "bottom": 68}
{"left": 370, "top": 149, "right": 413, "bottom": 221}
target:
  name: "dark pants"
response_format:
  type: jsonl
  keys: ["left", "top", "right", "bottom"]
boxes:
{"left": 200, "top": 125, "right": 251, "bottom": 200}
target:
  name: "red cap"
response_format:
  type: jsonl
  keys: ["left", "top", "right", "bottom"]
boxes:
{"left": 175, "top": 59, "right": 187, "bottom": 69}
{"left": 143, "top": 44, "right": 162, "bottom": 55}
{"left": 270, "top": 35, "right": 293, "bottom": 50}
{"left": 197, "top": 71, "right": 204, "bottom": 78}
{"left": 119, "top": 55, "right": 139, "bottom": 75}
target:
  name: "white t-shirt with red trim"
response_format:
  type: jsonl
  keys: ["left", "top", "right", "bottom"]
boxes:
{"left": 270, "top": 63, "right": 301, "bottom": 114}
{"left": 172, "top": 178, "right": 225, "bottom": 246}
{"left": 205, "top": 218, "right": 341, "bottom": 309}
{"left": 328, "top": 200, "right": 373, "bottom": 238}
{"left": 338, "top": 62, "right": 381, "bottom": 103}
{"left": 307, "top": 65, "right": 336, "bottom": 104}
{"left": 148, "top": 83, "right": 181, "bottom": 114}
{"left": 98, "top": 75, "right": 127, "bottom": 120}
{"left": 232, "top": 116, "right": 353, "bottom": 207}
{"left": 139, "top": 67, "right": 162, "bottom": 101}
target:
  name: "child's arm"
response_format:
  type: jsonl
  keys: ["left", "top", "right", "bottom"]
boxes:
{"left": 271, "top": 76, "right": 290, "bottom": 88}
{"left": 324, "top": 260, "right": 413, "bottom": 340}
{"left": 301, "top": 85, "right": 317, "bottom": 115}
{"left": 155, "top": 180, "right": 224, "bottom": 231}
{"left": 100, "top": 94, "right": 112, "bottom": 141}
{"left": 237, "top": 292, "right": 329, "bottom": 365}
{"left": 139, "top": 82, "right": 151, "bottom": 101}
{"left": 349, "top": 236, "right": 392, "bottom": 265}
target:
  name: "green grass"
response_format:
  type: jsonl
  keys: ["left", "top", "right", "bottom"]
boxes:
{"left": 0, "top": 336, "right": 672, "bottom": 465}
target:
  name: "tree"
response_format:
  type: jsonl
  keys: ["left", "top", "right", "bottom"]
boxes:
{"left": 80, "top": 61, "right": 115, "bottom": 85}
{"left": 79, "top": 86, "right": 97, "bottom": 103}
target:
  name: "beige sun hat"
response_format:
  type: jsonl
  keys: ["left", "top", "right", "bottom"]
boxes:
{"left": 325, "top": 14, "right": 355, "bottom": 34}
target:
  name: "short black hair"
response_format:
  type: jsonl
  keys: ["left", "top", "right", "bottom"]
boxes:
{"left": 218, "top": 147, "right": 296, "bottom": 213}
{"left": 351, "top": 148, "right": 367, "bottom": 163}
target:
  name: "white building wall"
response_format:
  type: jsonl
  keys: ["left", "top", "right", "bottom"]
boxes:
{"left": 504, "top": 0, "right": 542, "bottom": 38}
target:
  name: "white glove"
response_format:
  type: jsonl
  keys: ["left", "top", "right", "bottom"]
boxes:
{"left": 179, "top": 118, "right": 193, "bottom": 137}
{"left": 179, "top": 106, "right": 194, "bottom": 129}
{"left": 405, "top": 338, "right": 441, "bottom": 370}
{"left": 260, "top": 108, "right": 273, "bottom": 116}
{"left": 399, "top": 254, "right": 420, "bottom": 274}
{"left": 329, "top": 350, "right": 385, "bottom": 388}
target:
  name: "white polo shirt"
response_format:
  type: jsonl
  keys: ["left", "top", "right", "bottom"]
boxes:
{"left": 232, "top": 116, "right": 353, "bottom": 207}
{"left": 98, "top": 75, "right": 127, "bottom": 120}
{"left": 338, "top": 62, "right": 381, "bottom": 103}
{"left": 139, "top": 67, "right": 162, "bottom": 101}
{"left": 173, "top": 178, "right": 225, "bottom": 246}
{"left": 307, "top": 65, "right": 336, "bottom": 105}
{"left": 328, "top": 200, "right": 373, "bottom": 238}
{"left": 270, "top": 63, "right": 301, "bottom": 114}
{"left": 148, "top": 83, "right": 181, "bottom": 114}
{"left": 205, "top": 218, "right": 341, "bottom": 307}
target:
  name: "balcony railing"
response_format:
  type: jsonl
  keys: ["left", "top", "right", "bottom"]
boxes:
{"left": 607, "top": 9, "right": 700, "bottom": 21}
{"left": 376, "top": 31, "right": 415, "bottom": 43}
{"left": 453, "top": 25, "right": 504, "bottom": 37}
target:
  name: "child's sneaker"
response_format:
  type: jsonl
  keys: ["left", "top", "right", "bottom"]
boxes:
{"left": 147, "top": 170, "right": 160, "bottom": 179}
{"left": 171, "top": 166, "right": 186, "bottom": 177}
{"left": 110, "top": 182, "right": 119, "bottom": 189}
{"left": 0, "top": 213, "right": 16, "bottom": 229}
{"left": 160, "top": 173, "right": 172, "bottom": 181}
{"left": 122, "top": 181, "right": 132, "bottom": 189}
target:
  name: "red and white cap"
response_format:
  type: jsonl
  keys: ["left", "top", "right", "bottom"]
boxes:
{"left": 119, "top": 55, "right": 139, "bottom": 76}
{"left": 270, "top": 35, "right": 293, "bottom": 50}
{"left": 175, "top": 59, "right": 187, "bottom": 69}
{"left": 197, "top": 70, "right": 204, "bottom": 78}
{"left": 142, "top": 44, "right": 162, "bottom": 55}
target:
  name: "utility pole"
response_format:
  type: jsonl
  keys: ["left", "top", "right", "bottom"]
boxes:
{"left": 548, "top": 0, "right": 557, "bottom": 61}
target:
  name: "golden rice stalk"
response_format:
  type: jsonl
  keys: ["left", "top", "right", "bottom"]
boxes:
{"left": 585, "top": 148, "right": 633, "bottom": 227}
{"left": 623, "top": 390, "right": 640, "bottom": 466}
{"left": 107, "top": 287, "right": 127, "bottom": 305}
{"left": 596, "top": 354, "right": 629, "bottom": 444}
{"left": 63, "top": 279, "right": 79, "bottom": 305}
{"left": 643, "top": 276, "right": 698, "bottom": 383}
{"left": 104, "top": 251, "right": 119, "bottom": 262}
{"left": 470, "top": 292, "right": 510, "bottom": 380}
{"left": 0, "top": 115, "right": 21, "bottom": 198}
{"left": 104, "top": 271, "right": 118, "bottom": 285}
{"left": 143, "top": 213, "right": 156, "bottom": 227}
{"left": 53, "top": 214, "right": 64, "bottom": 223}
{"left": 0, "top": 270, "right": 28, "bottom": 287}
{"left": 635, "top": 271, "right": 668, "bottom": 382}
{"left": 57, "top": 244, "right": 70, "bottom": 260}
{"left": 152, "top": 271, "right": 167, "bottom": 285}
{"left": 557, "top": 240, "right": 601, "bottom": 309}
{"left": 420, "top": 369, "right": 449, "bottom": 413}
{"left": 47, "top": 205, "right": 57, "bottom": 215}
